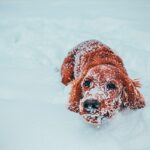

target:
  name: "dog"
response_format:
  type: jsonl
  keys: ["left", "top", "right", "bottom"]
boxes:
{"left": 61, "top": 40, "right": 145, "bottom": 125}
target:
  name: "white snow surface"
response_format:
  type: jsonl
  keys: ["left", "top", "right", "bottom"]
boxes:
{"left": 0, "top": 0, "right": 150, "bottom": 150}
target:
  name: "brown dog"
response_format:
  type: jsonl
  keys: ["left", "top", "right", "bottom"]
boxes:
{"left": 61, "top": 40, "right": 145, "bottom": 124}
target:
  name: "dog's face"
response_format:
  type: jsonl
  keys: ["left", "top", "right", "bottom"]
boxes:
{"left": 68, "top": 64, "right": 145, "bottom": 125}
{"left": 79, "top": 65, "right": 125, "bottom": 124}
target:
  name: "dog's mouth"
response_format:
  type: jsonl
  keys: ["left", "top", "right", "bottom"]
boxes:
{"left": 82, "top": 112, "right": 110, "bottom": 125}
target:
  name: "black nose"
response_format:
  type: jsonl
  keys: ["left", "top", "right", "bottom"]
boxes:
{"left": 83, "top": 99, "right": 100, "bottom": 112}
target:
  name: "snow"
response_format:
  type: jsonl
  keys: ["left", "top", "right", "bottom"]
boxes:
{"left": 0, "top": 0, "right": 150, "bottom": 150}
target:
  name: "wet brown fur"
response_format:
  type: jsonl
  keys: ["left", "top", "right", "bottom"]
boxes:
{"left": 61, "top": 41, "right": 145, "bottom": 113}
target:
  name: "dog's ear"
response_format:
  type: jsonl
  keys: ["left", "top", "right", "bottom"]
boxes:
{"left": 121, "top": 78, "right": 145, "bottom": 109}
{"left": 61, "top": 52, "right": 75, "bottom": 85}
{"left": 68, "top": 78, "right": 83, "bottom": 113}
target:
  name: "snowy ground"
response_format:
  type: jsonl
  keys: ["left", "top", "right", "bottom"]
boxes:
{"left": 0, "top": 0, "right": 150, "bottom": 150}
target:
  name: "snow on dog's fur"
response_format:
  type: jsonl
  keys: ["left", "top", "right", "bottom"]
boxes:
{"left": 61, "top": 40, "right": 145, "bottom": 125}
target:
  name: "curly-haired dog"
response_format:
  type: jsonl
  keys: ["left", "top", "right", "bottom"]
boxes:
{"left": 61, "top": 40, "right": 145, "bottom": 125}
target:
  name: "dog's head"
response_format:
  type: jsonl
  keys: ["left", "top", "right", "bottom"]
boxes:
{"left": 68, "top": 64, "right": 145, "bottom": 125}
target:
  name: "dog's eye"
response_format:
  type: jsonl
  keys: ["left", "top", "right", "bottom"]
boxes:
{"left": 83, "top": 80, "right": 91, "bottom": 88}
{"left": 107, "top": 83, "right": 116, "bottom": 90}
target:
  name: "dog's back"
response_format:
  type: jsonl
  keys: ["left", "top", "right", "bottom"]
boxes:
{"left": 61, "top": 40, "right": 125, "bottom": 85}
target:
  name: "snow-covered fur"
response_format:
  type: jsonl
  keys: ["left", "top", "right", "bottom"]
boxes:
{"left": 61, "top": 40, "right": 145, "bottom": 124}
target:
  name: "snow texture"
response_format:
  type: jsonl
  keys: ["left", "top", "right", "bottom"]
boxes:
{"left": 0, "top": 0, "right": 150, "bottom": 150}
